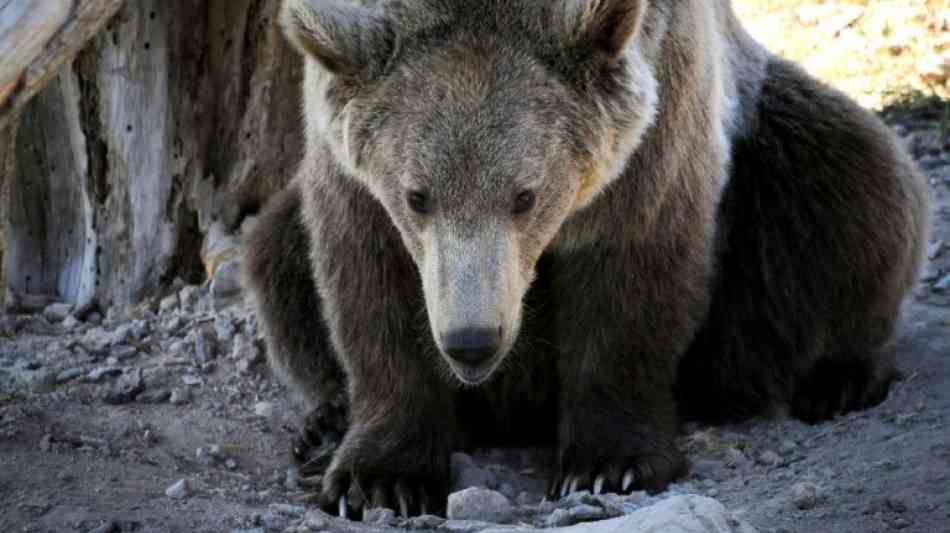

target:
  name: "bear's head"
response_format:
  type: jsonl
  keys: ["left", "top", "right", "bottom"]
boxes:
{"left": 283, "top": 0, "right": 661, "bottom": 385}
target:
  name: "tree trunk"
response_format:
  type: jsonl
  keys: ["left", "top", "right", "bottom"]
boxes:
{"left": 4, "top": 1, "right": 303, "bottom": 309}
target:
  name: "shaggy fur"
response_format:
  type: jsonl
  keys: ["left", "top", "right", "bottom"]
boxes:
{"left": 243, "top": 0, "right": 929, "bottom": 518}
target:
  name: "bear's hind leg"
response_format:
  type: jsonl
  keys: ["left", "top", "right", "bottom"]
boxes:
{"left": 243, "top": 185, "right": 347, "bottom": 468}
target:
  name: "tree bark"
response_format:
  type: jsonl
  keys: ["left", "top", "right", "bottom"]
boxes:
{"left": 5, "top": 1, "right": 303, "bottom": 309}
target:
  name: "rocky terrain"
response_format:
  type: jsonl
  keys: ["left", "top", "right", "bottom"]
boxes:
{"left": 1, "top": 99, "right": 949, "bottom": 533}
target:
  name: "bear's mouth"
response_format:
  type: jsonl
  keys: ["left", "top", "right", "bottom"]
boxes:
{"left": 445, "top": 355, "right": 505, "bottom": 386}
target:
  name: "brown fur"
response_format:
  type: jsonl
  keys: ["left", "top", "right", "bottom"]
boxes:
{"left": 244, "top": 0, "right": 929, "bottom": 517}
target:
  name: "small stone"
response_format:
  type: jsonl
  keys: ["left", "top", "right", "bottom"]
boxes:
{"left": 43, "top": 303, "right": 74, "bottom": 323}
{"left": 407, "top": 514, "right": 446, "bottom": 529}
{"left": 254, "top": 401, "right": 275, "bottom": 418}
{"left": 215, "top": 315, "right": 237, "bottom": 343}
{"left": 170, "top": 388, "right": 190, "bottom": 405}
{"left": 39, "top": 434, "right": 53, "bottom": 452}
{"left": 934, "top": 274, "right": 950, "bottom": 292}
{"left": 61, "top": 315, "right": 81, "bottom": 330}
{"left": 363, "top": 507, "right": 398, "bottom": 526}
{"left": 778, "top": 439, "right": 798, "bottom": 455}
{"left": 56, "top": 368, "right": 84, "bottom": 384}
{"left": 225, "top": 458, "right": 238, "bottom": 470}
{"left": 111, "top": 345, "right": 138, "bottom": 361}
{"left": 570, "top": 503, "right": 608, "bottom": 522}
{"left": 758, "top": 450, "right": 783, "bottom": 467}
{"left": 86, "top": 367, "right": 122, "bottom": 382}
{"left": 86, "top": 312, "right": 103, "bottom": 325}
{"left": 102, "top": 369, "right": 145, "bottom": 405}
{"left": 196, "top": 447, "right": 215, "bottom": 466}
{"left": 130, "top": 319, "right": 150, "bottom": 339}
{"left": 259, "top": 511, "right": 291, "bottom": 532}
{"left": 85, "top": 521, "right": 118, "bottom": 533}
{"left": 515, "top": 491, "right": 541, "bottom": 506}
{"left": 790, "top": 481, "right": 819, "bottom": 510}
{"left": 447, "top": 487, "right": 514, "bottom": 522}
{"left": 159, "top": 294, "right": 180, "bottom": 315}
{"left": 724, "top": 447, "right": 749, "bottom": 469}
{"left": 302, "top": 511, "right": 330, "bottom": 529}
{"left": 109, "top": 324, "right": 134, "bottom": 347}
{"left": 179, "top": 285, "right": 202, "bottom": 314}
{"left": 165, "top": 479, "right": 192, "bottom": 499}
{"left": 182, "top": 374, "right": 204, "bottom": 386}
{"left": 211, "top": 258, "right": 243, "bottom": 305}
{"left": 545, "top": 508, "right": 573, "bottom": 527}
{"left": 138, "top": 389, "right": 171, "bottom": 404}
{"left": 933, "top": 241, "right": 949, "bottom": 261}
{"left": 192, "top": 326, "right": 218, "bottom": 364}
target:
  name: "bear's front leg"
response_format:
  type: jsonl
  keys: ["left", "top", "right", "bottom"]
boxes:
{"left": 310, "top": 185, "right": 457, "bottom": 519}
{"left": 549, "top": 240, "right": 709, "bottom": 496}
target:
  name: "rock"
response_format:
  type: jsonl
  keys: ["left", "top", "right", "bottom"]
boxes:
{"left": 39, "top": 434, "right": 53, "bottom": 452}
{"left": 18, "top": 316, "right": 57, "bottom": 335}
{"left": 109, "top": 324, "right": 134, "bottom": 347}
{"left": 130, "top": 319, "right": 150, "bottom": 339}
{"left": 179, "top": 285, "right": 203, "bottom": 314}
{"left": 757, "top": 450, "right": 783, "bottom": 467}
{"left": 259, "top": 511, "right": 291, "bottom": 532}
{"left": 363, "top": 507, "right": 398, "bottom": 526}
{"left": 165, "top": 479, "right": 192, "bottom": 499}
{"left": 215, "top": 315, "right": 237, "bottom": 343}
{"left": 86, "top": 367, "right": 122, "bottom": 383}
{"left": 545, "top": 509, "right": 574, "bottom": 528}
{"left": 16, "top": 293, "right": 57, "bottom": 314}
{"left": 86, "top": 312, "right": 103, "bottom": 325}
{"left": 724, "top": 448, "right": 749, "bottom": 469}
{"left": 85, "top": 522, "right": 118, "bottom": 533}
{"left": 170, "top": 388, "right": 190, "bottom": 405}
{"left": 407, "top": 515, "right": 447, "bottom": 529}
{"left": 61, "top": 315, "right": 81, "bottom": 330}
{"left": 43, "top": 303, "right": 74, "bottom": 323}
{"left": 934, "top": 274, "right": 950, "bottom": 292}
{"left": 486, "top": 495, "right": 756, "bottom": 533}
{"left": 159, "top": 294, "right": 180, "bottom": 315}
{"left": 928, "top": 240, "right": 945, "bottom": 260}
{"left": 254, "top": 401, "right": 275, "bottom": 418}
{"left": 192, "top": 326, "right": 217, "bottom": 364}
{"left": 447, "top": 487, "right": 514, "bottom": 523}
{"left": 111, "top": 345, "right": 138, "bottom": 361}
{"left": 211, "top": 258, "right": 243, "bottom": 307}
{"left": 102, "top": 369, "right": 145, "bottom": 405}
{"left": 138, "top": 389, "right": 171, "bottom": 404}
{"left": 789, "top": 482, "right": 820, "bottom": 510}
{"left": 302, "top": 510, "right": 330, "bottom": 530}
{"left": 55, "top": 368, "right": 84, "bottom": 384}
{"left": 196, "top": 447, "right": 215, "bottom": 466}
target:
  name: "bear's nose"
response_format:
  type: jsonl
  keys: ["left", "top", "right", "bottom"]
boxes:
{"left": 443, "top": 328, "right": 501, "bottom": 367}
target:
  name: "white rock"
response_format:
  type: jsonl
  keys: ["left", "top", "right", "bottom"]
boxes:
{"left": 254, "top": 401, "right": 275, "bottom": 418}
{"left": 484, "top": 495, "right": 756, "bottom": 533}
{"left": 165, "top": 479, "right": 192, "bottom": 499}
{"left": 789, "top": 482, "right": 819, "bottom": 510}
{"left": 447, "top": 487, "right": 514, "bottom": 523}
{"left": 43, "top": 303, "right": 74, "bottom": 323}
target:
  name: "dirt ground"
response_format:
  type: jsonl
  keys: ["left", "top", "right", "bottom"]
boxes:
{"left": 3, "top": 4, "right": 950, "bottom": 533}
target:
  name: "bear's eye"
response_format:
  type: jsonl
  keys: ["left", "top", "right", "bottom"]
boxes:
{"left": 407, "top": 190, "right": 431, "bottom": 214}
{"left": 513, "top": 190, "right": 536, "bottom": 215}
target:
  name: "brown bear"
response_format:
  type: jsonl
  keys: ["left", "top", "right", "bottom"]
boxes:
{"left": 244, "top": 0, "right": 930, "bottom": 519}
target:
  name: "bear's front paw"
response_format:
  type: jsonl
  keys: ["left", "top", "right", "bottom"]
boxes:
{"left": 322, "top": 427, "right": 450, "bottom": 520}
{"left": 552, "top": 426, "right": 687, "bottom": 498}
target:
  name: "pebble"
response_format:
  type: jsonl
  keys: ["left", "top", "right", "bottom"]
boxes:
{"left": 363, "top": 507, "right": 398, "bottom": 526}
{"left": 80, "top": 328, "right": 110, "bottom": 352}
{"left": 85, "top": 522, "right": 118, "bottom": 533}
{"left": 192, "top": 327, "right": 217, "bottom": 364}
{"left": 111, "top": 345, "right": 138, "bottom": 361}
{"left": 407, "top": 515, "right": 446, "bottom": 529}
{"left": 758, "top": 450, "right": 784, "bottom": 467}
{"left": 56, "top": 368, "right": 84, "bottom": 384}
{"left": 179, "top": 285, "right": 202, "bottom": 314}
{"left": 61, "top": 315, "right": 81, "bottom": 330}
{"left": 159, "top": 294, "right": 180, "bottom": 315}
{"left": 254, "top": 401, "right": 275, "bottom": 418}
{"left": 196, "top": 447, "right": 215, "bottom": 466}
{"left": 102, "top": 369, "right": 145, "bottom": 405}
{"left": 934, "top": 274, "right": 950, "bottom": 292}
{"left": 447, "top": 487, "right": 514, "bottom": 522}
{"left": 790, "top": 481, "right": 820, "bottom": 510}
{"left": 86, "top": 367, "right": 122, "bottom": 382}
{"left": 138, "top": 389, "right": 171, "bottom": 404}
{"left": 928, "top": 240, "right": 945, "bottom": 260}
{"left": 724, "top": 447, "right": 749, "bottom": 469}
{"left": 43, "top": 303, "right": 74, "bottom": 323}
{"left": 169, "top": 388, "right": 190, "bottom": 405}
{"left": 215, "top": 315, "right": 237, "bottom": 343}
{"left": 165, "top": 479, "right": 192, "bottom": 499}
{"left": 211, "top": 258, "right": 243, "bottom": 306}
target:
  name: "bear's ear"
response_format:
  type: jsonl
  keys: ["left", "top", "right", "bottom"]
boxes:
{"left": 281, "top": 0, "right": 395, "bottom": 77}
{"left": 558, "top": 0, "right": 646, "bottom": 64}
